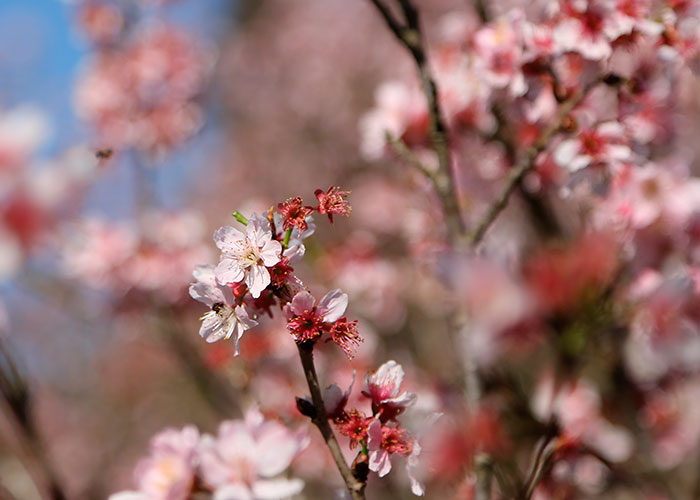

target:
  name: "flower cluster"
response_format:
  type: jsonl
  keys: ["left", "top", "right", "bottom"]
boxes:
{"left": 315, "top": 360, "right": 424, "bottom": 495}
{"left": 284, "top": 290, "right": 362, "bottom": 358}
{"left": 74, "top": 14, "right": 214, "bottom": 155}
{"left": 190, "top": 187, "right": 358, "bottom": 357}
{"left": 109, "top": 407, "right": 308, "bottom": 500}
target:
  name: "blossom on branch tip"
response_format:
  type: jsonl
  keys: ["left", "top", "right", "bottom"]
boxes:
{"left": 214, "top": 213, "right": 282, "bottom": 298}
{"left": 278, "top": 197, "right": 314, "bottom": 232}
{"left": 314, "top": 186, "right": 351, "bottom": 224}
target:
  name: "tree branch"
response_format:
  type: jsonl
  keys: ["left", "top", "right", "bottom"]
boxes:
{"left": 368, "top": 0, "right": 466, "bottom": 245}
{"left": 296, "top": 343, "right": 366, "bottom": 500}
{"left": 468, "top": 79, "right": 602, "bottom": 246}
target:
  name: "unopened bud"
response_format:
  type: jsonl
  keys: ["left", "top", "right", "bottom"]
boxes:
{"left": 295, "top": 397, "right": 317, "bottom": 419}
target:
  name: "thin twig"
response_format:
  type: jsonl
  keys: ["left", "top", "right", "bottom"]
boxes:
{"left": 385, "top": 133, "right": 435, "bottom": 181}
{"left": 521, "top": 431, "right": 556, "bottom": 499}
{"left": 369, "top": 0, "right": 466, "bottom": 244}
{"left": 468, "top": 79, "right": 602, "bottom": 246}
{"left": 297, "top": 343, "right": 366, "bottom": 500}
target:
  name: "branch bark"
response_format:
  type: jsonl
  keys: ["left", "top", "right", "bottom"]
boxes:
{"left": 468, "top": 79, "right": 602, "bottom": 246}
{"left": 296, "top": 342, "right": 366, "bottom": 500}
{"left": 369, "top": 0, "right": 466, "bottom": 245}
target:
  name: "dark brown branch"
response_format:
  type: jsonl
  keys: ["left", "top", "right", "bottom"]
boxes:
{"left": 296, "top": 343, "right": 366, "bottom": 500}
{"left": 520, "top": 430, "right": 557, "bottom": 500}
{"left": 368, "top": 0, "right": 466, "bottom": 245}
{"left": 468, "top": 79, "right": 602, "bottom": 246}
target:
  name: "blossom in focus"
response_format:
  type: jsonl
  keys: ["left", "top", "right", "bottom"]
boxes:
{"left": 109, "top": 425, "right": 200, "bottom": 500}
{"left": 279, "top": 289, "right": 363, "bottom": 357}
{"left": 367, "top": 419, "right": 414, "bottom": 478}
{"left": 214, "top": 213, "right": 282, "bottom": 298}
{"left": 363, "top": 360, "right": 416, "bottom": 422}
{"left": 314, "top": 186, "right": 352, "bottom": 224}
{"left": 198, "top": 406, "right": 308, "bottom": 500}
{"left": 277, "top": 197, "right": 314, "bottom": 232}
{"left": 189, "top": 264, "right": 258, "bottom": 355}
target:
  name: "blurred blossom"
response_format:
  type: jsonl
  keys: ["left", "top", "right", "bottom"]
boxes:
{"left": 74, "top": 23, "right": 214, "bottom": 155}
{"left": 61, "top": 210, "right": 211, "bottom": 300}
{"left": 532, "top": 372, "right": 634, "bottom": 463}
{"left": 198, "top": 406, "right": 308, "bottom": 499}
{"left": 109, "top": 425, "right": 200, "bottom": 500}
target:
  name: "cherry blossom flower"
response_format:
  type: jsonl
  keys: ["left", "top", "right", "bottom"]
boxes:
{"left": 473, "top": 12, "right": 527, "bottom": 96}
{"left": 363, "top": 360, "right": 416, "bottom": 422}
{"left": 323, "top": 371, "right": 356, "bottom": 421}
{"left": 314, "top": 186, "right": 351, "bottom": 224}
{"left": 189, "top": 264, "right": 258, "bottom": 355}
{"left": 532, "top": 373, "right": 633, "bottom": 463}
{"left": 198, "top": 406, "right": 308, "bottom": 500}
{"left": 109, "top": 426, "right": 200, "bottom": 500}
{"left": 552, "top": 0, "right": 630, "bottom": 60}
{"left": 359, "top": 81, "right": 428, "bottom": 160}
{"left": 277, "top": 197, "right": 313, "bottom": 232}
{"left": 367, "top": 419, "right": 414, "bottom": 477}
{"left": 554, "top": 121, "right": 632, "bottom": 171}
{"left": 283, "top": 289, "right": 347, "bottom": 342}
{"left": 214, "top": 213, "right": 282, "bottom": 298}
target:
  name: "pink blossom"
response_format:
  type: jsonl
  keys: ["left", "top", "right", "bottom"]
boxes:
{"left": 363, "top": 360, "right": 416, "bottom": 422}
{"left": 198, "top": 407, "right": 308, "bottom": 500}
{"left": 189, "top": 264, "right": 258, "bottom": 355}
{"left": 367, "top": 419, "right": 414, "bottom": 478}
{"left": 473, "top": 12, "right": 527, "bottom": 96}
{"left": 214, "top": 213, "right": 282, "bottom": 298}
{"left": 532, "top": 373, "right": 633, "bottom": 463}
{"left": 359, "top": 80, "right": 428, "bottom": 160}
{"left": 552, "top": 0, "right": 629, "bottom": 60}
{"left": 283, "top": 289, "right": 348, "bottom": 342}
{"left": 554, "top": 121, "right": 632, "bottom": 171}
{"left": 109, "top": 426, "right": 200, "bottom": 500}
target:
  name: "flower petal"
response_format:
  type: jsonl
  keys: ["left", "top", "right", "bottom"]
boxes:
{"left": 214, "top": 226, "right": 245, "bottom": 253}
{"left": 216, "top": 259, "right": 245, "bottom": 285}
{"left": 252, "top": 478, "right": 305, "bottom": 500}
{"left": 246, "top": 264, "right": 271, "bottom": 298}
{"left": 259, "top": 239, "right": 282, "bottom": 266}
{"left": 317, "top": 289, "right": 348, "bottom": 323}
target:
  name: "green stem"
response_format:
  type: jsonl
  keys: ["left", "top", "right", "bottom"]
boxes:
{"left": 282, "top": 228, "right": 293, "bottom": 249}
{"left": 232, "top": 211, "right": 248, "bottom": 226}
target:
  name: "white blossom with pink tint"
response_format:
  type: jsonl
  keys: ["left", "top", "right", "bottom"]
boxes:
{"left": 109, "top": 425, "right": 200, "bottom": 500}
{"left": 214, "top": 213, "right": 282, "bottom": 298}
{"left": 552, "top": 0, "right": 630, "bottom": 60}
{"left": 0, "top": 105, "right": 49, "bottom": 174}
{"left": 473, "top": 11, "right": 527, "bottom": 96}
{"left": 198, "top": 406, "right": 308, "bottom": 500}
{"left": 363, "top": 360, "right": 416, "bottom": 420}
{"left": 554, "top": 121, "right": 632, "bottom": 171}
{"left": 189, "top": 264, "right": 258, "bottom": 355}
{"left": 367, "top": 419, "right": 392, "bottom": 477}
{"left": 359, "top": 80, "right": 428, "bottom": 160}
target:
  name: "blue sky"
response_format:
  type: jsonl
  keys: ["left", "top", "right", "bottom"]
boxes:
{"left": 0, "top": 0, "right": 234, "bottom": 214}
{"left": 0, "top": 0, "right": 232, "bottom": 154}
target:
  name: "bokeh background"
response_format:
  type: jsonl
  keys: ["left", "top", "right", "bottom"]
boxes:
{"left": 4, "top": 0, "right": 700, "bottom": 499}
